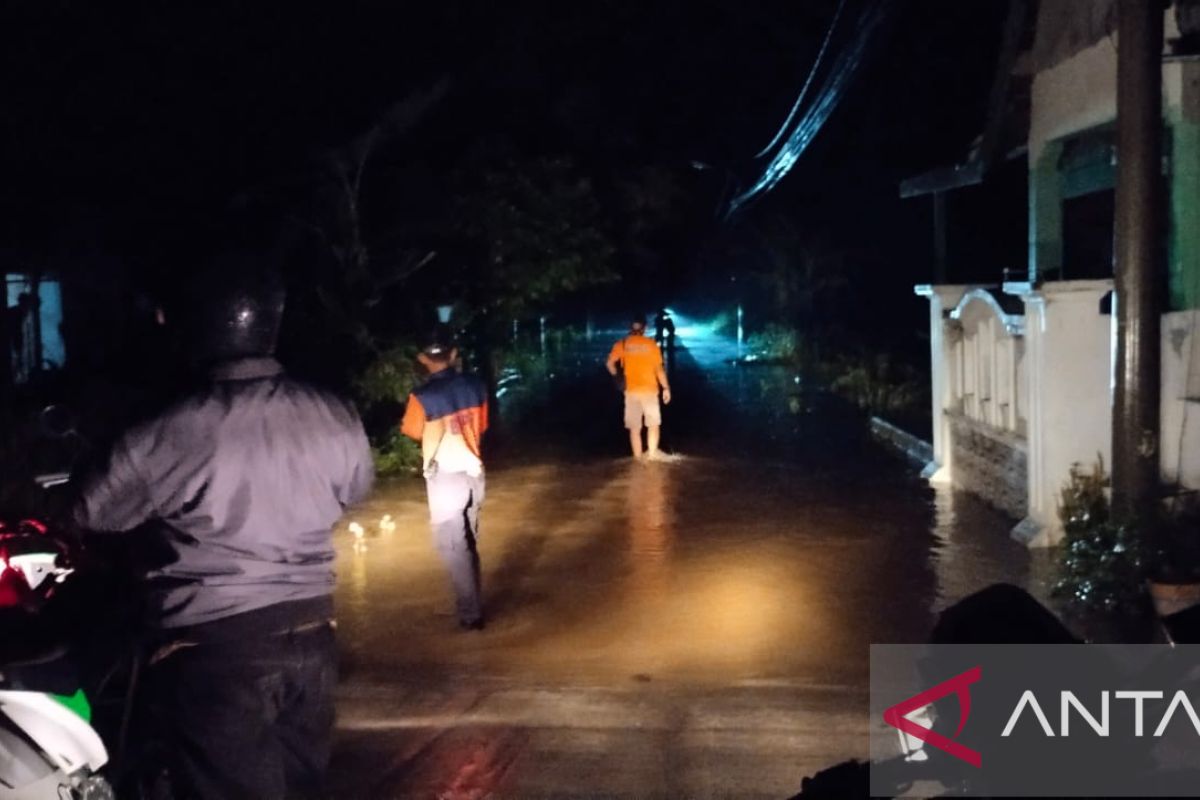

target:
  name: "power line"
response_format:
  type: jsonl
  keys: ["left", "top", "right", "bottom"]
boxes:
{"left": 727, "top": 0, "right": 893, "bottom": 219}
{"left": 753, "top": 0, "right": 849, "bottom": 160}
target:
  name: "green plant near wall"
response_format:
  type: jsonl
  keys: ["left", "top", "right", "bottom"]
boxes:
{"left": 352, "top": 342, "right": 424, "bottom": 477}
{"left": 1053, "top": 458, "right": 1152, "bottom": 615}
{"left": 828, "top": 352, "right": 924, "bottom": 417}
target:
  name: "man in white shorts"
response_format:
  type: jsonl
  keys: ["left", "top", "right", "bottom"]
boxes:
{"left": 606, "top": 315, "right": 672, "bottom": 459}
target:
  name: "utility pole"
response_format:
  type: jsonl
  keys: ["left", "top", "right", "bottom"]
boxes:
{"left": 1112, "top": 0, "right": 1164, "bottom": 523}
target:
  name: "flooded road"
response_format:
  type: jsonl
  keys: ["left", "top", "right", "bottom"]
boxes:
{"left": 328, "top": 331, "right": 1051, "bottom": 797}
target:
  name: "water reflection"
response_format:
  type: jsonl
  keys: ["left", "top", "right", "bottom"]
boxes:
{"left": 347, "top": 525, "right": 370, "bottom": 613}
{"left": 607, "top": 459, "right": 830, "bottom": 678}
{"left": 378, "top": 725, "right": 527, "bottom": 800}
{"left": 624, "top": 461, "right": 674, "bottom": 602}
{"left": 335, "top": 461, "right": 1042, "bottom": 688}
{"left": 927, "top": 482, "right": 1053, "bottom": 614}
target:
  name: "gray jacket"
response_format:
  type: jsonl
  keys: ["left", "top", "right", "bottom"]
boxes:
{"left": 74, "top": 357, "right": 374, "bottom": 628}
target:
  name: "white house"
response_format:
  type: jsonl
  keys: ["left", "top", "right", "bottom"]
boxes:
{"left": 908, "top": 0, "right": 1200, "bottom": 546}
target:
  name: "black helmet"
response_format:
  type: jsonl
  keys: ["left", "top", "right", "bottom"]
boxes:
{"left": 182, "top": 247, "right": 286, "bottom": 364}
{"left": 420, "top": 323, "right": 457, "bottom": 362}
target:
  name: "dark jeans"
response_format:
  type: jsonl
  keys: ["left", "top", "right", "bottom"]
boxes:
{"left": 148, "top": 618, "right": 337, "bottom": 799}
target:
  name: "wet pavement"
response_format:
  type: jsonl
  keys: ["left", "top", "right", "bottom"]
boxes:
{"left": 327, "top": 329, "right": 1053, "bottom": 798}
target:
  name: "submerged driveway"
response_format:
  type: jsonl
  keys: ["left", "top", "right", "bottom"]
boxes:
{"left": 328, "top": 336, "right": 1050, "bottom": 797}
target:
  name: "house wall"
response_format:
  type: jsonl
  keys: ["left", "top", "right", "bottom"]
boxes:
{"left": 1029, "top": 38, "right": 1118, "bottom": 163}
{"left": 947, "top": 412, "right": 1028, "bottom": 518}
{"left": 1005, "top": 280, "right": 1114, "bottom": 545}
{"left": 1162, "top": 310, "right": 1200, "bottom": 492}
{"left": 1027, "top": 38, "right": 1115, "bottom": 283}
{"left": 912, "top": 9, "right": 1200, "bottom": 547}
{"left": 1027, "top": 11, "right": 1200, "bottom": 310}
{"left": 1169, "top": 62, "right": 1200, "bottom": 310}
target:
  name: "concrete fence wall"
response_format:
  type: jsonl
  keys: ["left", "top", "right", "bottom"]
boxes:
{"left": 917, "top": 281, "right": 1200, "bottom": 547}
{"left": 947, "top": 411, "right": 1029, "bottom": 519}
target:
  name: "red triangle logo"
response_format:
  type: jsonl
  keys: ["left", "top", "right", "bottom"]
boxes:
{"left": 882, "top": 665, "right": 983, "bottom": 768}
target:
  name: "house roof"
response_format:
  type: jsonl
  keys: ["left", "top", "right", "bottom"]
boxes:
{"left": 1018, "top": 0, "right": 1115, "bottom": 75}
{"left": 900, "top": 0, "right": 1036, "bottom": 198}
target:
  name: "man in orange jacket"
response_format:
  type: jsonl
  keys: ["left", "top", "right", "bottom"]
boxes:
{"left": 606, "top": 314, "right": 672, "bottom": 460}
{"left": 401, "top": 329, "right": 489, "bottom": 630}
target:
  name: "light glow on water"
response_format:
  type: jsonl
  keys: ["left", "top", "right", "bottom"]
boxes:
{"left": 664, "top": 311, "right": 726, "bottom": 342}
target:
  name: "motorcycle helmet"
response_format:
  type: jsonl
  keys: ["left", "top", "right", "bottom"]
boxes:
{"left": 181, "top": 241, "right": 287, "bottom": 364}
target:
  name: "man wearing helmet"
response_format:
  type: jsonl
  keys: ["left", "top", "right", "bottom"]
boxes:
{"left": 73, "top": 238, "right": 375, "bottom": 799}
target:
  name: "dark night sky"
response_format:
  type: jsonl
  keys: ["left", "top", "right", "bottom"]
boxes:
{"left": 1, "top": 1, "right": 1011, "bottom": 291}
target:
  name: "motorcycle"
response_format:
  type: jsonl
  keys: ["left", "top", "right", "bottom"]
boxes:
{"left": 0, "top": 502, "right": 115, "bottom": 800}
{"left": 0, "top": 404, "right": 133, "bottom": 799}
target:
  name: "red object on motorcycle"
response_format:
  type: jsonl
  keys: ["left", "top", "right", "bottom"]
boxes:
{"left": 0, "top": 559, "right": 33, "bottom": 608}
{"left": 0, "top": 517, "right": 64, "bottom": 608}
{"left": 0, "top": 519, "right": 48, "bottom": 536}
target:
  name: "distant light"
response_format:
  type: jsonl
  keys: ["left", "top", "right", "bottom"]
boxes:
{"left": 436, "top": 304, "right": 454, "bottom": 323}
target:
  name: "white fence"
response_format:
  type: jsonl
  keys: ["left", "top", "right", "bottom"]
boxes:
{"left": 947, "top": 289, "right": 1027, "bottom": 437}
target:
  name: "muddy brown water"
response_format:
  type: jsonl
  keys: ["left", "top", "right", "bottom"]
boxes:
{"left": 328, "top": 337, "right": 1052, "bottom": 797}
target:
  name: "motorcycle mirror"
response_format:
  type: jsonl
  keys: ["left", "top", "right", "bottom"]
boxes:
{"left": 38, "top": 405, "right": 77, "bottom": 439}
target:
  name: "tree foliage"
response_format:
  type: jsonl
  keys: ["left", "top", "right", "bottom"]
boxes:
{"left": 748, "top": 213, "right": 850, "bottom": 328}
{"left": 456, "top": 156, "right": 617, "bottom": 318}
{"left": 263, "top": 79, "right": 449, "bottom": 370}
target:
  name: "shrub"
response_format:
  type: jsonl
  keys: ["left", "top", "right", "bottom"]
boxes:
{"left": 371, "top": 427, "right": 422, "bottom": 477}
{"left": 491, "top": 341, "right": 550, "bottom": 391}
{"left": 353, "top": 343, "right": 421, "bottom": 406}
{"left": 747, "top": 324, "right": 802, "bottom": 363}
{"left": 1053, "top": 458, "right": 1151, "bottom": 615}
{"left": 351, "top": 343, "right": 424, "bottom": 477}
{"left": 828, "top": 352, "right": 924, "bottom": 417}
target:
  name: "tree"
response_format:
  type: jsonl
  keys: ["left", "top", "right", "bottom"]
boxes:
{"left": 263, "top": 78, "right": 450, "bottom": 362}
{"left": 751, "top": 213, "right": 850, "bottom": 327}
{"left": 608, "top": 164, "right": 701, "bottom": 300}
{"left": 455, "top": 155, "right": 617, "bottom": 319}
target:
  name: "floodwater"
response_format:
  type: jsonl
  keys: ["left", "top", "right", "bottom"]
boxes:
{"left": 328, "top": 330, "right": 1052, "bottom": 798}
